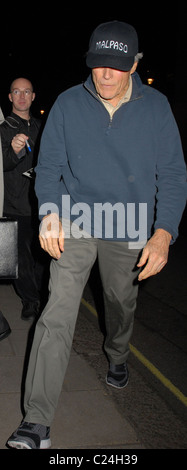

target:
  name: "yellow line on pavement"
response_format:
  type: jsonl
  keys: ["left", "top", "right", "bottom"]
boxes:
{"left": 81, "top": 298, "right": 187, "bottom": 408}
{"left": 129, "top": 344, "right": 187, "bottom": 407}
{"left": 81, "top": 298, "right": 97, "bottom": 316}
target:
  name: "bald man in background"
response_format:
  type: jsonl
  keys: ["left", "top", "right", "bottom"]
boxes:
{"left": 0, "top": 79, "right": 45, "bottom": 320}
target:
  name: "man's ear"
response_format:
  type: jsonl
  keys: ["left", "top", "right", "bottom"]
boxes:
{"left": 32, "top": 93, "right": 36, "bottom": 102}
{"left": 130, "top": 62, "right": 138, "bottom": 75}
{"left": 8, "top": 93, "right": 12, "bottom": 102}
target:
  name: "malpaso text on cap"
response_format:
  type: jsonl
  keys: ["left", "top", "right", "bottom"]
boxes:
{"left": 96, "top": 40, "right": 128, "bottom": 53}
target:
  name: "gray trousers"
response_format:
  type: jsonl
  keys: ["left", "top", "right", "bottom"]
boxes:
{"left": 24, "top": 236, "right": 140, "bottom": 426}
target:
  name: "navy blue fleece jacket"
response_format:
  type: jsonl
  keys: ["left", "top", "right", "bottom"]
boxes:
{"left": 35, "top": 72, "right": 186, "bottom": 242}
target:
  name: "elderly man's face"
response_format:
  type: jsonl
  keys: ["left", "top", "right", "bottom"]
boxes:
{"left": 92, "top": 62, "right": 137, "bottom": 107}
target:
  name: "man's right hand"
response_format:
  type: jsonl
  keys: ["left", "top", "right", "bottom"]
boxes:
{"left": 11, "top": 133, "right": 28, "bottom": 154}
{"left": 39, "top": 213, "right": 64, "bottom": 259}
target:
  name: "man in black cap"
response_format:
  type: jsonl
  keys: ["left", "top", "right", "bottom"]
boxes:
{"left": 7, "top": 21, "right": 186, "bottom": 449}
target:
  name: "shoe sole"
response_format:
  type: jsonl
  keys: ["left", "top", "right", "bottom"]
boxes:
{"left": 7, "top": 438, "right": 51, "bottom": 449}
{"left": 106, "top": 376, "right": 129, "bottom": 389}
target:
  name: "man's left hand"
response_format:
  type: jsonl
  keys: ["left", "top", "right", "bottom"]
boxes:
{"left": 137, "top": 228, "right": 172, "bottom": 281}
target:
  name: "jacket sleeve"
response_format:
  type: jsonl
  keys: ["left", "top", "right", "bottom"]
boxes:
{"left": 0, "top": 125, "right": 26, "bottom": 171}
{"left": 35, "top": 97, "right": 67, "bottom": 213}
{"left": 154, "top": 98, "right": 187, "bottom": 241}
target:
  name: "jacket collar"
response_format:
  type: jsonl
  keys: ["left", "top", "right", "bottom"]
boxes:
{"left": 84, "top": 71, "right": 143, "bottom": 102}
{"left": 4, "top": 112, "right": 33, "bottom": 129}
{"left": 10, "top": 111, "right": 32, "bottom": 123}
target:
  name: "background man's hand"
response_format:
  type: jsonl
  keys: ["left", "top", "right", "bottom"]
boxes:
{"left": 39, "top": 213, "right": 64, "bottom": 259}
{"left": 137, "top": 229, "right": 172, "bottom": 281}
{"left": 11, "top": 133, "right": 28, "bottom": 154}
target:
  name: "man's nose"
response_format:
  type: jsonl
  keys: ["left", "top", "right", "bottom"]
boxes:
{"left": 102, "top": 68, "right": 113, "bottom": 79}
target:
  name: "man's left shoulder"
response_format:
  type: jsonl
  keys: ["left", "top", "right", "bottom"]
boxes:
{"left": 142, "top": 82, "right": 169, "bottom": 106}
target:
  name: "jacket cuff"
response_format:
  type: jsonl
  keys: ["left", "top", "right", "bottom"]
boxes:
{"left": 154, "top": 223, "right": 176, "bottom": 244}
{"left": 16, "top": 148, "right": 26, "bottom": 159}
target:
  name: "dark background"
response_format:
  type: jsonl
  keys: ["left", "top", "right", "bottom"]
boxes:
{"left": 1, "top": 5, "right": 186, "bottom": 157}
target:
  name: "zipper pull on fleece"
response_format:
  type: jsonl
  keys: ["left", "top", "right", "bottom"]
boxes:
{"left": 105, "top": 116, "right": 113, "bottom": 135}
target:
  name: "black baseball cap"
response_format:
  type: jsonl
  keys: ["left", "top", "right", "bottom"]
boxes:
{"left": 86, "top": 21, "right": 139, "bottom": 71}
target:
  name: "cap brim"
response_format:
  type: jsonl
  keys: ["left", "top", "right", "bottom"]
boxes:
{"left": 86, "top": 52, "right": 134, "bottom": 71}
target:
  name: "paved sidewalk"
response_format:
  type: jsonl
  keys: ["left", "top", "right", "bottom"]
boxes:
{"left": 0, "top": 283, "right": 143, "bottom": 450}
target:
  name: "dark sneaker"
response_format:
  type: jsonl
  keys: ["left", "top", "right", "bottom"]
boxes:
{"left": 0, "top": 311, "right": 11, "bottom": 341}
{"left": 6, "top": 421, "right": 51, "bottom": 449}
{"left": 106, "top": 362, "right": 129, "bottom": 389}
{"left": 21, "top": 301, "right": 40, "bottom": 320}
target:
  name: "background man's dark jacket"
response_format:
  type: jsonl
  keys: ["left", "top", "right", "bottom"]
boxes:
{"left": 0, "top": 113, "right": 41, "bottom": 216}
